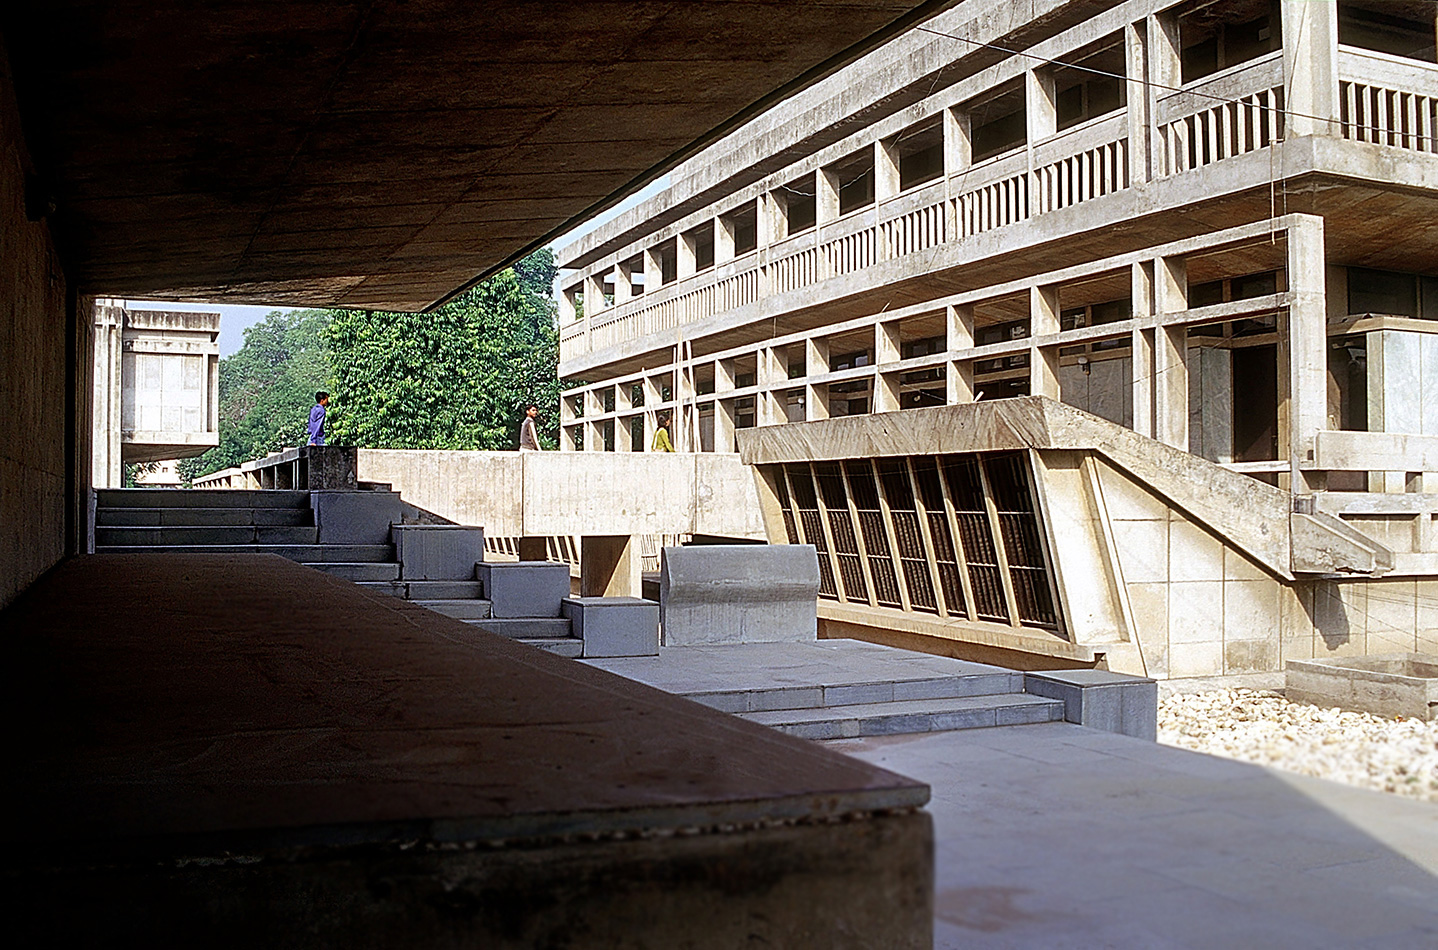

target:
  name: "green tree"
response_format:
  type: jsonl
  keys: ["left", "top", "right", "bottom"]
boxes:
{"left": 179, "top": 309, "right": 333, "bottom": 480}
{"left": 326, "top": 249, "right": 561, "bottom": 450}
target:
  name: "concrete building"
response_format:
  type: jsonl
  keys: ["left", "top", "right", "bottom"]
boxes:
{"left": 557, "top": 0, "right": 1438, "bottom": 676}
{"left": 91, "top": 302, "right": 220, "bottom": 487}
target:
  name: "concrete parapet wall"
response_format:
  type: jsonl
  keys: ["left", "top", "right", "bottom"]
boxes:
{"left": 660, "top": 544, "right": 820, "bottom": 646}
{"left": 356, "top": 449, "right": 766, "bottom": 539}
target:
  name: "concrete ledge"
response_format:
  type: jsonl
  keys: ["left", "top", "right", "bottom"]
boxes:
{"left": 393, "top": 524, "right": 485, "bottom": 580}
{"left": 659, "top": 544, "right": 820, "bottom": 646}
{"left": 1, "top": 554, "right": 930, "bottom": 946}
{"left": 313, "top": 490, "right": 404, "bottom": 545}
{"left": 1286, "top": 655, "right": 1438, "bottom": 720}
{"left": 479, "top": 560, "right": 571, "bottom": 618}
{"left": 563, "top": 596, "right": 659, "bottom": 658}
{"left": 1024, "top": 669, "right": 1158, "bottom": 740}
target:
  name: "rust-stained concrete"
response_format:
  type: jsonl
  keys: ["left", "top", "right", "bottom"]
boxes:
{"left": 0, "top": 0, "right": 955, "bottom": 311}
{"left": 1, "top": 553, "right": 932, "bottom": 946}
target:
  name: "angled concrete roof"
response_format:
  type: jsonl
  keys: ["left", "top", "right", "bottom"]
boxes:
{"left": 1, "top": 0, "right": 957, "bottom": 311}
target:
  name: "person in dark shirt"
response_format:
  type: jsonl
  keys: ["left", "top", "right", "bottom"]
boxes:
{"left": 308, "top": 391, "right": 329, "bottom": 446}
{"left": 520, "top": 403, "right": 542, "bottom": 451}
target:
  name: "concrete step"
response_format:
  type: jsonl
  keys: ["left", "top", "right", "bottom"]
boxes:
{"left": 309, "top": 562, "right": 401, "bottom": 582}
{"left": 96, "top": 507, "right": 313, "bottom": 528}
{"left": 95, "top": 544, "right": 393, "bottom": 562}
{"left": 740, "top": 693, "right": 1064, "bottom": 741}
{"left": 683, "top": 668, "right": 1024, "bottom": 715}
{"left": 464, "top": 618, "right": 572, "bottom": 639}
{"left": 524, "top": 637, "right": 584, "bottom": 658}
{"left": 95, "top": 525, "right": 318, "bottom": 546}
{"left": 414, "top": 599, "right": 492, "bottom": 620}
{"left": 355, "top": 579, "right": 486, "bottom": 600}
{"left": 95, "top": 488, "right": 311, "bottom": 509}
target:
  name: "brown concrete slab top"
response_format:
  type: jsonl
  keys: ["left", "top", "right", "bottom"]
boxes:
{"left": 1, "top": 1, "right": 950, "bottom": 310}
{"left": 0, "top": 554, "right": 925, "bottom": 864}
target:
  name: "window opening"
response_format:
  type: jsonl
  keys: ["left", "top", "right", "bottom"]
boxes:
{"left": 815, "top": 462, "right": 868, "bottom": 601}
{"left": 1339, "top": 1, "right": 1436, "bottom": 63}
{"left": 912, "top": 457, "right": 968, "bottom": 617}
{"left": 655, "top": 238, "right": 678, "bottom": 285}
{"left": 780, "top": 174, "right": 817, "bottom": 236}
{"left": 845, "top": 460, "right": 902, "bottom": 608}
{"left": 1054, "top": 38, "right": 1127, "bottom": 131}
{"left": 984, "top": 454, "right": 1057, "bottom": 628}
{"left": 723, "top": 201, "right": 759, "bottom": 255}
{"left": 786, "top": 466, "right": 839, "bottom": 598}
{"left": 1178, "top": 0, "right": 1281, "bottom": 84}
{"left": 940, "top": 456, "right": 1009, "bottom": 622}
{"left": 829, "top": 149, "right": 876, "bottom": 215}
{"left": 968, "top": 82, "right": 1027, "bottom": 162}
{"left": 877, "top": 458, "right": 938, "bottom": 612}
{"left": 894, "top": 120, "right": 945, "bottom": 190}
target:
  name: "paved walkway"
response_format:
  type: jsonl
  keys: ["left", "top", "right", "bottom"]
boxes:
{"left": 834, "top": 723, "right": 1438, "bottom": 949}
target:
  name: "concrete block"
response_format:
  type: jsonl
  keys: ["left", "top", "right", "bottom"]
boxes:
{"left": 563, "top": 596, "right": 659, "bottom": 658}
{"left": 305, "top": 444, "right": 358, "bottom": 490}
{"left": 479, "top": 561, "right": 571, "bottom": 618}
{"left": 312, "top": 490, "right": 404, "bottom": 545}
{"left": 1024, "top": 669, "right": 1158, "bottom": 740}
{"left": 659, "top": 544, "right": 820, "bottom": 646}
{"left": 393, "top": 525, "right": 485, "bottom": 580}
{"left": 1285, "top": 655, "right": 1438, "bottom": 720}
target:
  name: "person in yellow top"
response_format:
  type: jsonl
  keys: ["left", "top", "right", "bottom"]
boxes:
{"left": 652, "top": 413, "right": 675, "bottom": 452}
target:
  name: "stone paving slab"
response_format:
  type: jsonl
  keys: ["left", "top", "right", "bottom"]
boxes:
{"left": 744, "top": 694, "right": 1063, "bottom": 740}
{"left": 584, "top": 639, "right": 1019, "bottom": 701}
{"left": 833, "top": 722, "right": 1438, "bottom": 949}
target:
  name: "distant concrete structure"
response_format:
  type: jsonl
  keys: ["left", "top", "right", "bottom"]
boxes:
{"left": 556, "top": 0, "right": 1438, "bottom": 677}
{"left": 92, "top": 301, "right": 219, "bottom": 487}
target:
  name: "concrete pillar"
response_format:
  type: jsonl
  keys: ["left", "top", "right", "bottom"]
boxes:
{"left": 580, "top": 535, "right": 642, "bottom": 597}
{"left": 643, "top": 246, "right": 662, "bottom": 289}
{"left": 1026, "top": 69, "right": 1056, "bottom": 145}
{"left": 757, "top": 347, "right": 786, "bottom": 426}
{"left": 946, "top": 303, "right": 975, "bottom": 404}
{"left": 558, "top": 284, "right": 577, "bottom": 323}
{"left": 945, "top": 107, "right": 972, "bottom": 174}
{"left": 876, "top": 321, "right": 902, "bottom": 414}
{"left": 1154, "top": 256, "right": 1189, "bottom": 449}
{"left": 91, "top": 302, "right": 124, "bottom": 489}
{"left": 1029, "top": 286, "right": 1061, "bottom": 399}
{"left": 876, "top": 139, "right": 901, "bottom": 201}
{"left": 1283, "top": 215, "right": 1330, "bottom": 493}
{"left": 1125, "top": 19, "right": 1151, "bottom": 184}
{"left": 818, "top": 167, "right": 841, "bottom": 223}
{"left": 1131, "top": 262, "right": 1155, "bottom": 438}
{"left": 613, "top": 261, "right": 632, "bottom": 306}
{"left": 518, "top": 536, "right": 549, "bottom": 562}
{"left": 716, "top": 211, "right": 737, "bottom": 264}
{"left": 584, "top": 274, "right": 605, "bottom": 316}
{"left": 677, "top": 229, "right": 698, "bottom": 280}
{"left": 714, "top": 359, "right": 737, "bottom": 450}
{"left": 1282, "top": 0, "right": 1339, "bottom": 137}
{"left": 1147, "top": 14, "right": 1181, "bottom": 174}
{"left": 758, "top": 192, "right": 784, "bottom": 249}
{"left": 584, "top": 389, "right": 604, "bottom": 453}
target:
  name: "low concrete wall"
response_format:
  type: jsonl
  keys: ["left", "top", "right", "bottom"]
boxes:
{"left": 356, "top": 450, "right": 766, "bottom": 539}
{"left": 660, "top": 545, "right": 820, "bottom": 646}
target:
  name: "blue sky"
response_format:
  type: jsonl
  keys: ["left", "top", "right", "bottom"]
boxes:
{"left": 128, "top": 173, "right": 670, "bottom": 358}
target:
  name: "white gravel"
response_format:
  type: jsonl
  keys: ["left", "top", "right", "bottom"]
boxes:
{"left": 1158, "top": 688, "right": 1438, "bottom": 802}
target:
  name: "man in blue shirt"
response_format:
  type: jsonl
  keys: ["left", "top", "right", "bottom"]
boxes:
{"left": 308, "top": 391, "right": 329, "bottom": 446}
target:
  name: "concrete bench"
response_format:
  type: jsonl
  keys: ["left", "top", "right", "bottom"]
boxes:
{"left": 393, "top": 524, "right": 485, "bottom": 580}
{"left": 479, "top": 560, "right": 571, "bottom": 618}
{"left": 1024, "top": 669, "right": 1157, "bottom": 740}
{"left": 659, "top": 544, "right": 819, "bottom": 647}
{"left": 563, "top": 596, "right": 659, "bottom": 657}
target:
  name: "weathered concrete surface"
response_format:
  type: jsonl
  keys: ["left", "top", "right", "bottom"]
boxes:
{"left": 1024, "top": 669, "right": 1158, "bottom": 740}
{"left": 0, "top": 554, "right": 931, "bottom": 947}
{"left": 479, "top": 560, "right": 570, "bottom": 618}
{"left": 357, "top": 449, "right": 767, "bottom": 539}
{"left": 312, "top": 490, "right": 403, "bottom": 545}
{"left": 1287, "top": 654, "right": 1438, "bottom": 721}
{"left": 393, "top": 524, "right": 484, "bottom": 581}
{"left": 0, "top": 55, "right": 73, "bottom": 610}
{"left": 660, "top": 544, "right": 820, "bottom": 646}
{"left": 564, "top": 596, "right": 660, "bottom": 658}
{"left": 2, "top": 1, "right": 956, "bottom": 310}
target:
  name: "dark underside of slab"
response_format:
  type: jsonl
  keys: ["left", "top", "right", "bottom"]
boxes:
{"left": 0, "top": 554, "right": 929, "bottom": 946}
{"left": 1, "top": 0, "right": 948, "bottom": 310}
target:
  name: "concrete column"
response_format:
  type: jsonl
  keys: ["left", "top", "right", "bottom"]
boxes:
{"left": 806, "top": 383, "right": 831, "bottom": 421}
{"left": 716, "top": 212, "right": 737, "bottom": 264}
{"left": 584, "top": 274, "right": 605, "bottom": 316}
{"left": 805, "top": 336, "right": 830, "bottom": 378}
{"left": 945, "top": 107, "right": 972, "bottom": 174}
{"left": 91, "top": 302, "right": 124, "bottom": 489}
{"left": 584, "top": 389, "right": 604, "bottom": 453}
{"left": 715, "top": 359, "right": 738, "bottom": 451}
{"left": 1147, "top": 14, "right": 1181, "bottom": 174}
{"left": 1029, "top": 286, "right": 1061, "bottom": 399}
{"left": 876, "top": 322, "right": 902, "bottom": 414}
{"left": 757, "top": 348, "right": 785, "bottom": 426}
{"left": 1125, "top": 19, "right": 1151, "bottom": 184}
{"left": 876, "top": 139, "right": 901, "bottom": 201}
{"left": 1154, "top": 256, "right": 1189, "bottom": 449}
{"left": 558, "top": 285, "right": 577, "bottom": 323}
{"left": 677, "top": 229, "right": 698, "bottom": 280}
{"left": 1282, "top": 0, "right": 1339, "bottom": 137}
{"left": 947, "top": 304, "right": 975, "bottom": 404}
{"left": 580, "top": 535, "right": 642, "bottom": 597}
{"left": 1026, "top": 69, "right": 1056, "bottom": 144}
{"left": 613, "top": 262, "right": 632, "bottom": 306}
{"left": 1283, "top": 215, "right": 1330, "bottom": 493}
{"left": 758, "top": 192, "right": 784, "bottom": 249}
{"left": 1131, "top": 262, "right": 1155, "bottom": 438}
{"left": 642, "top": 246, "right": 662, "bottom": 289}
{"left": 817, "top": 167, "right": 840, "bottom": 223}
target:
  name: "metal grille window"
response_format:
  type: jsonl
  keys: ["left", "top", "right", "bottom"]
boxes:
{"left": 814, "top": 462, "right": 868, "bottom": 602}
{"left": 876, "top": 458, "right": 938, "bottom": 613}
{"left": 845, "top": 460, "right": 903, "bottom": 608}
{"left": 770, "top": 451, "right": 1060, "bottom": 634}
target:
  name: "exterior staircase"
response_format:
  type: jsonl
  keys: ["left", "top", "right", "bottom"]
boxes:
{"left": 93, "top": 488, "right": 582, "bottom": 656}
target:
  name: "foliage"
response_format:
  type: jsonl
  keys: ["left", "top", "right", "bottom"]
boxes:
{"left": 178, "top": 309, "right": 333, "bottom": 480}
{"left": 325, "top": 249, "right": 561, "bottom": 450}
